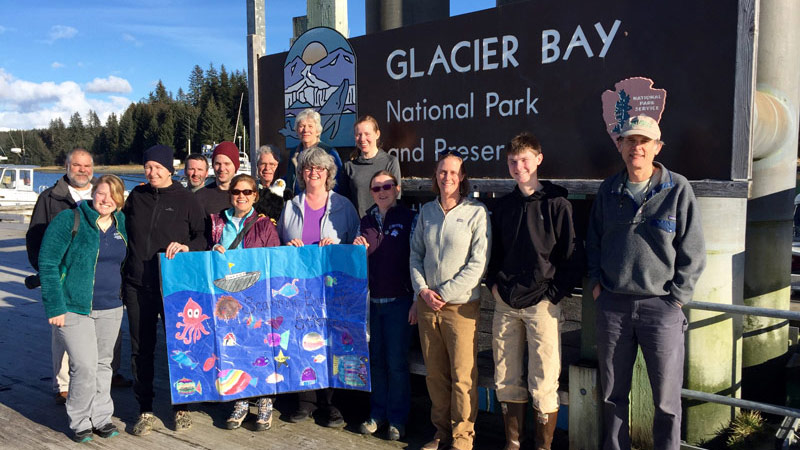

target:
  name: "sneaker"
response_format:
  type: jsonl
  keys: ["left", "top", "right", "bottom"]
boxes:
{"left": 174, "top": 410, "right": 192, "bottom": 431}
{"left": 321, "top": 406, "right": 345, "bottom": 428}
{"left": 226, "top": 400, "right": 249, "bottom": 430}
{"left": 254, "top": 397, "right": 273, "bottom": 431}
{"left": 387, "top": 424, "right": 405, "bottom": 441}
{"left": 132, "top": 412, "right": 155, "bottom": 436}
{"left": 55, "top": 391, "right": 68, "bottom": 405}
{"left": 288, "top": 408, "right": 311, "bottom": 423}
{"left": 93, "top": 422, "right": 119, "bottom": 438}
{"left": 358, "top": 418, "right": 381, "bottom": 435}
{"left": 71, "top": 429, "right": 93, "bottom": 443}
{"left": 111, "top": 374, "right": 133, "bottom": 388}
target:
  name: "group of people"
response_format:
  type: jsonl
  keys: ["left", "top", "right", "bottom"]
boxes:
{"left": 30, "top": 109, "right": 705, "bottom": 450}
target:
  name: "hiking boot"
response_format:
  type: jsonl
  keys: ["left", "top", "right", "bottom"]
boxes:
{"left": 93, "top": 422, "right": 119, "bottom": 439}
{"left": 55, "top": 391, "right": 68, "bottom": 405}
{"left": 387, "top": 424, "right": 405, "bottom": 441}
{"left": 111, "top": 374, "right": 133, "bottom": 388}
{"left": 358, "top": 418, "right": 382, "bottom": 435}
{"left": 321, "top": 406, "right": 344, "bottom": 428}
{"left": 174, "top": 410, "right": 192, "bottom": 431}
{"left": 288, "top": 408, "right": 311, "bottom": 423}
{"left": 131, "top": 412, "right": 155, "bottom": 436}
{"left": 226, "top": 400, "right": 249, "bottom": 430}
{"left": 71, "top": 429, "right": 93, "bottom": 443}
{"left": 254, "top": 397, "right": 273, "bottom": 431}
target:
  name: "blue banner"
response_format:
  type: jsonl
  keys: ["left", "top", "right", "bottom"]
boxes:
{"left": 159, "top": 245, "right": 369, "bottom": 404}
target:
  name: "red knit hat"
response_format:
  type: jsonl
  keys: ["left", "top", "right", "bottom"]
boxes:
{"left": 212, "top": 141, "right": 240, "bottom": 172}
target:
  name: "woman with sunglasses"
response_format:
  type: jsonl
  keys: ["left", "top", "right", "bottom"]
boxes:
{"left": 341, "top": 116, "right": 402, "bottom": 217}
{"left": 277, "top": 147, "right": 360, "bottom": 427}
{"left": 208, "top": 173, "right": 280, "bottom": 431}
{"left": 352, "top": 170, "right": 416, "bottom": 441}
{"left": 410, "top": 150, "right": 490, "bottom": 450}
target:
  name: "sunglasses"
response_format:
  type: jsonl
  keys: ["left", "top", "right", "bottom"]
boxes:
{"left": 438, "top": 149, "right": 464, "bottom": 159}
{"left": 370, "top": 183, "right": 396, "bottom": 193}
{"left": 230, "top": 189, "right": 255, "bottom": 196}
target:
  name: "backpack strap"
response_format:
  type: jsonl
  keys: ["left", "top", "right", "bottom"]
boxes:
{"left": 71, "top": 208, "right": 80, "bottom": 238}
{"left": 228, "top": 218, "right": 258, "bottom": 250}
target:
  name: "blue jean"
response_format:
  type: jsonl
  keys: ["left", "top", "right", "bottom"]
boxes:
{"left": 368, "top": 295, "right": 413, "bottom": 426}
{"left": 596, "top": 290, "right": 687, "bottom": 450}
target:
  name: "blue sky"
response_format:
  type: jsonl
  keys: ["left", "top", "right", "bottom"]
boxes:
{"left": 0, "top": 0, "right": 494, "bottom": 131}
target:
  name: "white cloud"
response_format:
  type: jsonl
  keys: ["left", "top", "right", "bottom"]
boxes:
{"left": 85, "top": 75, "right": 132, "bottom": 94}
{"left": 122, "top": 33, "right": 142, "bottom": 47}
{"left": 51, "top": 61, "right": 65, "bottom": 69}
{"left": 0, "top": 68, "right": 132, "bottom": 130}
{"left": 48, "top": 25, "right": 78, "bottom": 42}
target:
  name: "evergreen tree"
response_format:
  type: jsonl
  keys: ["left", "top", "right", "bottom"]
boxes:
{"left": 158, "top": 107, "right": 176, "bottom": 150}
{"left": 44, "top": 117, "right": 68, "bottom": 163}
{"left": 67, "top": 112, "right": 88, "bottom": 151}
{"left": 187, "top": 65, "right": 205, "bottom": 107}
{"left": 200, "top": 96, "right": 230, "bottom": 145}
{"left": 118, "top": 107, "right": 136, "bottom": 163}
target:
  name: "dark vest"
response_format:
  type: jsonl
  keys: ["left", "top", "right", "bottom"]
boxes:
{"left": 360, "top": 204, "right": 415, "bottom": 298}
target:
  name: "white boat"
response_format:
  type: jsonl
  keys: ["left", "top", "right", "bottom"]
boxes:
{"left": 0, "top": 165, "right": 39, "bottom": 207}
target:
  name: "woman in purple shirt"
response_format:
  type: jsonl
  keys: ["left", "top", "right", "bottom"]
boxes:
{"left": 276, "top": 147, "right": 360, "bottom": 427}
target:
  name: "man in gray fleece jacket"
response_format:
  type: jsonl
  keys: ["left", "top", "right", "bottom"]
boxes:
{"left": 586, "top": 115, "right": 706, "bottom": 450}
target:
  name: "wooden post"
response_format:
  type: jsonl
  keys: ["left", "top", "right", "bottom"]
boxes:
{"left": 569, "top": 363, "right": 602, "bottom": 450}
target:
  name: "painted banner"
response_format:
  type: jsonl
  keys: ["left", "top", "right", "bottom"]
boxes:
{"left": 160, "top": 245, "right": 369, "bottom": 404}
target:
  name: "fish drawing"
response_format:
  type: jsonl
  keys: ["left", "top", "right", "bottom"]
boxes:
{"left": 252, "top": 355, "right": 270, "bottom": 367}
{"left": 216, "top": 369, "right": 258, "bottom": 396}
{"left": 245, "top": 314, "right": 263, "bottom": 329}
{"left": 265, "top": 372, "right": 285, "bottom": 384}
{"left": 264, "top": 329, "right": 290, "bottom": 350}
{"left": 170, "top": 350, "right": 198, "bottom": 370}
{"left": 302, "top": 332, "right": 327, "bottom": 351}
{"left": 173, "top": 378, "right": 203, "bottom": 395}
{"left": 274, "top": 349, "right": 290, "bottom": 368}
{"left": 312, "top": 354, "right": 326, "bottom": 363}
{"left": 324, "top": 275, "right": 337, "bottom": 287}
{"left": 271, "top": 279, "right": 300, "bottom": 298}
{"left": 203, "top": 354, "right": 218, "bottom": 372}
{"left": 223, "top": 332, "right": 237, "bottom": 346}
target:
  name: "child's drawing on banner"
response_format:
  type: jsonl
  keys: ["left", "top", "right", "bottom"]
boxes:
{"left": 160, "top": 245, "right": 369, "bottom": 404}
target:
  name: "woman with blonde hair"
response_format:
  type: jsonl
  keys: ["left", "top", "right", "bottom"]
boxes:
{"left": 39, "top": 174, "right": 128, "bottom": 443}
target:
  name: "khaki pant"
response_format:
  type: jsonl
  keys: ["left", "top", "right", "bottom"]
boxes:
{"left": 492, "top": 293, "right": 561, "bottom": 414}
{"left": 418, "top": 299, "right": 480, "bottom": 450}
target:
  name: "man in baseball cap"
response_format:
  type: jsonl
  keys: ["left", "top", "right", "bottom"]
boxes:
{"left": 587, "top": 115, "right": 706, "bottom": 449}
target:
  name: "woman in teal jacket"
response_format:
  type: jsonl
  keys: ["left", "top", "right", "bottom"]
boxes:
{"left": 39, "top": 175, "right": 128, "bottom": 443}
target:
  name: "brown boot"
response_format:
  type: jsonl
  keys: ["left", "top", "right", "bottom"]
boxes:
{"left": 501, "top": 402, "right": 526, "bottom": 450}
{"left": 534, "top": 409, "right": 558, "bottom": 450}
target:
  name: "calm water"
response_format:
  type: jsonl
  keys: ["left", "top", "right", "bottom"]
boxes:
{"left": 33, "top": 171, "right": 181, "bottom": 193}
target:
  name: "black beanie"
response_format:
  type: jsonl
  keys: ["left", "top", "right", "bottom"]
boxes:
{"left": 143, "top": 144, "right": 175, "bottom": 174}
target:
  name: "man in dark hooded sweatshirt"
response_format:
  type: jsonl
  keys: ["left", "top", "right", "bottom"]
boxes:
{"left": 123, "top": 145, "right": 206, "bottom": 436}
{"left": 486, "top": 132, "right": 583, "bottom": 450}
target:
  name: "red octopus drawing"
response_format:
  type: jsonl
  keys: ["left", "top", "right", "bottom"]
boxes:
{"left": 175, "top": 297, "right": 211, "bottom": 344}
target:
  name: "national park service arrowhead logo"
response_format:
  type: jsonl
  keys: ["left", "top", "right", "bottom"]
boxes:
{"left": 601, "top": 77, "right": 666, "bottom": 144}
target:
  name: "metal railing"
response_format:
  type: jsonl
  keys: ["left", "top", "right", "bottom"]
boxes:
{"left": 682, "top": 300, "right": 800, "bottom": 418}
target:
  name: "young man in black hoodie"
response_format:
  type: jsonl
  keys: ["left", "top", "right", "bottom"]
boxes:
{"left": 486, "top": 133, "right": 583, "bottom": 450}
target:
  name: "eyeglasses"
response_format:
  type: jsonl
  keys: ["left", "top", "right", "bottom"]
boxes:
{"left": 370, "top": 183, "right": 396, "bottom": 193}
{"left": 438, "top": 149, "right": 464, "bottom": 159}
{"left": 258, "top": 162, "right": 278, "bottom": 169}
{"left": 230, "top": 189, "right": 255, "bottom": 196}
{"left": 303, "top": 166, "right": 327, "bottom": 174}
